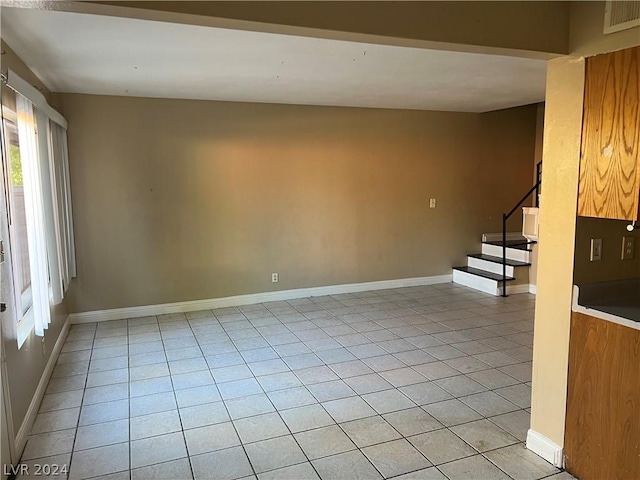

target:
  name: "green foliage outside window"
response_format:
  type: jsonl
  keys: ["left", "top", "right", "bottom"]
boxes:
{"left": 9, "top": 145, "right": 23, "bottom": 186}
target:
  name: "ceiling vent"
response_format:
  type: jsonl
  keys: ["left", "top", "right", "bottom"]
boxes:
{"left": 604, "top": 1, "right": 640, "bottom": 34}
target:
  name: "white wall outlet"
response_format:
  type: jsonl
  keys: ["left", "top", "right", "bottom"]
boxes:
{"left": 271, "top": 272, "right": 279, "bottom": 283}
{"left": 590, "top": 238, "right": 602, "bottom": 261}
{"left": 621, "top": 236, "right": 635, "bottom": 260}
{"left": 429, "top": 198, "right": 437, "bottom": 208}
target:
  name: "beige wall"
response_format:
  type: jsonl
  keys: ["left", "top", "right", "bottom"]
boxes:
{"left": 61, "top": 94, "right": 537, "bottom": 313}
{"left": 0, "top": 42, "right": 69, "bottom": 454}
{"left": 530, "top": 56, "right": 585, "bottom": 448}
{"left": 100, "top": 1, "right": 570, "bottom": 56}
{"left": 530, "top": 0, "right": 640, "bottom": 452}
{"left": 573, "top": 217, "right": 640, "bottom": 284}
{"left": 570, "top": 1, "right": 640, "bottom": 56}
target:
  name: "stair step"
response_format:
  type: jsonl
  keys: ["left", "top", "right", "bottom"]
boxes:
{"left": 481, "top": 243, "right": 531, "bottom": 263}
{"left": 452, "top": 266, "right": 515, "bottom": 282}
{"left": 483, "top": 240, "right": 536, "bottom": 251}
{"left": 467, "top": 254, "right": 531, "bottom": 267}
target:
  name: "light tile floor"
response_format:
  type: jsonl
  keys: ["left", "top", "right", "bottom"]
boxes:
{"left": 20, "top": 283, "right": 577, "bottom": 480}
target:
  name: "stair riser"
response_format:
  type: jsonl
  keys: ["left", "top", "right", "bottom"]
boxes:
{"left": 467, "top": 257, "right": 515, "bottom": 277}
{"left": 482, "top": 232, "right": 527, "bottom": 243}
{"left": 453, "top": 270, "right": 532, "bottom": 296}
{"left": 481, "top": 243, "right": 530, "bottom": 263}
{"left": 452, "top": 270, "right": 501, "bottom": 295}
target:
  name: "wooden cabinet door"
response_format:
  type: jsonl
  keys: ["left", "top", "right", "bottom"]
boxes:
{"left": 565, "top": 312, "right": 640, "bottom": 480}
{"left": 578, "top": 46, "right": 640, "bottom": 221}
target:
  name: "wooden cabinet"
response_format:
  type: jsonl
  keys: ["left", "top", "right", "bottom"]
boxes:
{"left": 577, "top": 46, "right": 640, "bottom": 221}
{"left": 564, "top": 312, "right": 640, "bottom": 480}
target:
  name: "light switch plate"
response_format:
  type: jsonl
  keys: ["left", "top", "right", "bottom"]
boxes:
{"left": 621, "top": 236, "right": 634, "bottom": 260}
{"left": 590, "top": 238, "right": 602, "bottom": 261}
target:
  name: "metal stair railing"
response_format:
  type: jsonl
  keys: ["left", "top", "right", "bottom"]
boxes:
{"left": 500, "top": 161, "right": 541, "bottom": 297}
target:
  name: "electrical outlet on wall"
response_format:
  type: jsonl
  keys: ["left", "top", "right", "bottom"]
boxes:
{"left": 590, "top": 238, "right": 602, "bottom": 261}
{"left": 621, "top": 236, "right": 635, "bottom": 260}
{"left": 272, "top": 273, "right": 279, "bottom": 283}
{"left": 429, "top": 198, "right": 437, "bottom": 208}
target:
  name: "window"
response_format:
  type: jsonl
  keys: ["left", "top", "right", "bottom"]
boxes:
{"left": 1, "top": 70, "right": 75, "bottom": 348}
{"left": 2, "top": 113, "right": 33, "bottom": 317}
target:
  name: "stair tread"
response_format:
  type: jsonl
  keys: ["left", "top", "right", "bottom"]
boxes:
{"left": 453, "top": 266, "right": 516, "bottom": 281}
{"left": 468, "top": 254, "right": 531, "bottom": 267}
{"left": 483, "top": 240, "right": 536, "bottom": 251}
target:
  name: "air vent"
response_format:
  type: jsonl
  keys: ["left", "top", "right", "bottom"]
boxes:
{"left": 604, "top": 1, "right": 640, "bottom": 34}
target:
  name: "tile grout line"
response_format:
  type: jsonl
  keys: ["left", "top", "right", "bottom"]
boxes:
{"left": 66, "top": 321, "right": 96, "bottom": 480}
{"left": 225, "top": 297, "right": 380, "bottom": 478}
{"left": 188, "top": 309, "right": 260, "bottom": 480}
{"left": 181, "top": 311, "right": 220, "bottom": 480}
{"left": 126, "top": 320, "right": 132, "bottom": 480}
{"left": 277, "top": 295, "right": 391, "bottom": 479}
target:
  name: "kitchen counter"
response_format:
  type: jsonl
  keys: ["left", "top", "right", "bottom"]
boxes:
{"left": 573, "top": 279, "right": 640, "bottom": 331}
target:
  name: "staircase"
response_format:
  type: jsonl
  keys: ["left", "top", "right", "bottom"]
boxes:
{"left": 453, "top": 161, "right": 541, "bottom": 296}
{"left": 453, "top": 234, "right": 536, "bottom": 296}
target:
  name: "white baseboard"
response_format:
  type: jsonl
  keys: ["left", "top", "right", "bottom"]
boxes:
{"left": 14, "top": 315, "right": 71, "bottom": 457}
{"left": 69, "top": 275, "right": 453, "bottom": 324}
{"left": 526, "top": 429, "right": 564, "bottom": 468}
{"left": 529, "top": 284, "right": 537, "bottom": 294}
{"left": 503, "top": 284, "right": 536, "bottom": 295}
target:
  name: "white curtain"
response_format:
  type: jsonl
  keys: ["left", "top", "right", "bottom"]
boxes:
{"left": 36, "top": 109, "right": 64, "bottom": 305}
{"left": 8, "top": 70, "right": 75, "bottom": 342}
{"left": 16, "top": 96, "right": 51, "bottom": 335}
{"left": 49, "top": 121, "right": 76, "bottom": 289}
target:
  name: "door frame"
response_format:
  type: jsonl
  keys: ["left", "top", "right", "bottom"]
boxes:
{"left": 0, "top": 99, "right": 19, "bottom": 472}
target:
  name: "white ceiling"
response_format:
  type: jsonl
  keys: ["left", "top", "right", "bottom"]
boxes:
{"left": 1, "top": 7, "right": 547, "bottom": 112}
